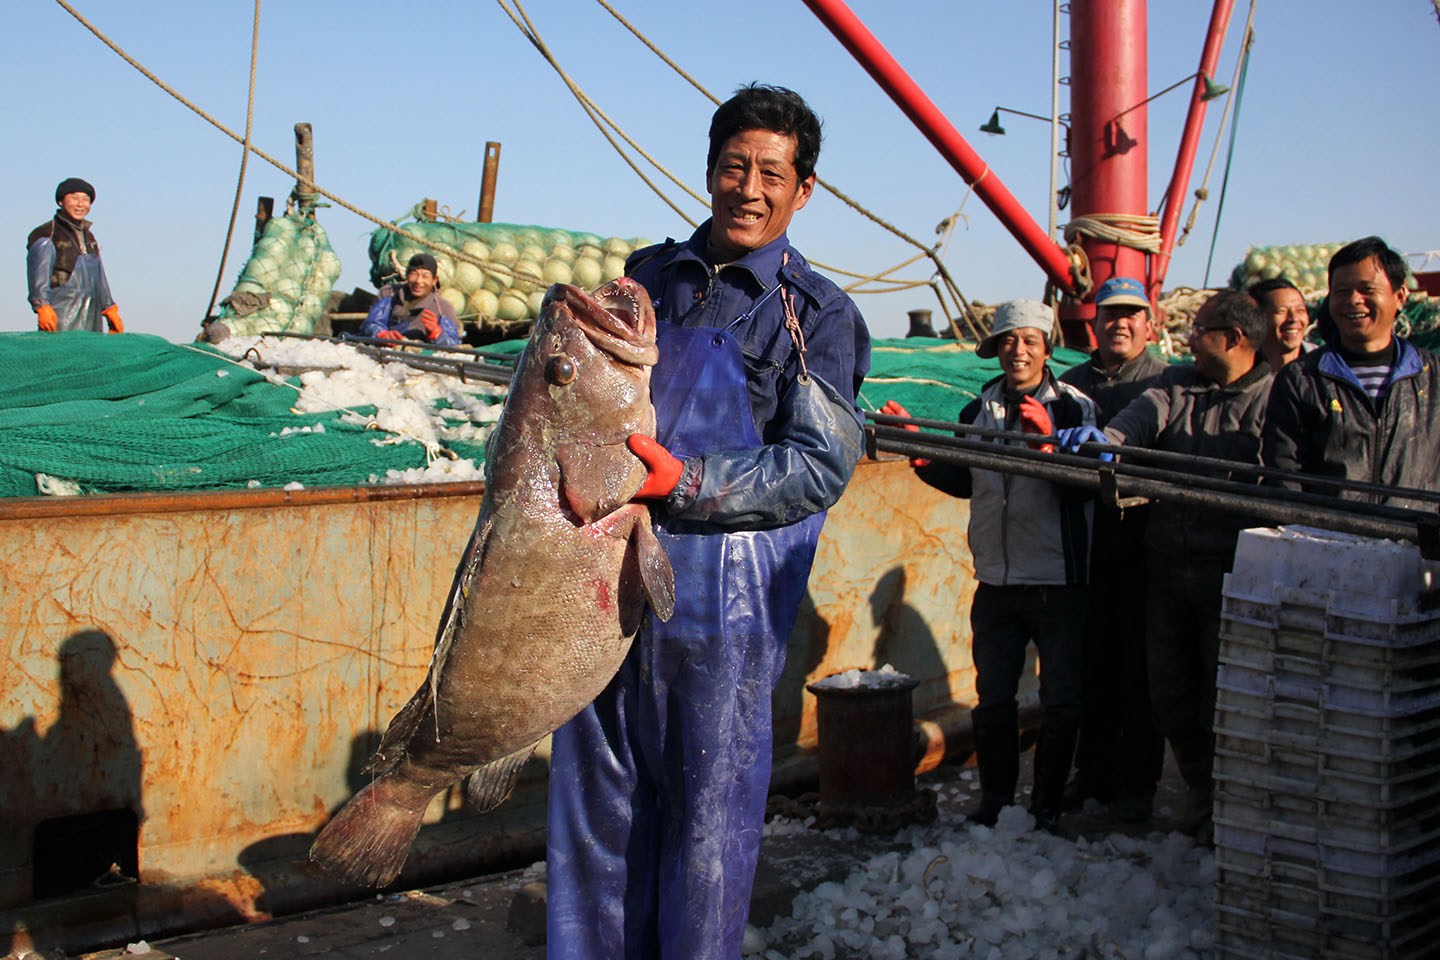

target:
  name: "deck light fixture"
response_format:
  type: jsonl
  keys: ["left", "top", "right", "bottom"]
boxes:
{"left": 1105, "top": 72, "right": 1229, "bottom": 154}
{"left": 979, "top": 106, "right": 1070, "bottom": 139}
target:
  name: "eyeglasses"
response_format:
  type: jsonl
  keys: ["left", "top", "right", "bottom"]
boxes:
{"left": 1190, "top": 324, "right": 1236, "bottom": 337}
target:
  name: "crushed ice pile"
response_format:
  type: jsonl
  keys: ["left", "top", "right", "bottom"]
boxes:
{"left": 215, "top": 335, "right": 508, "bottom": 484}
{"left": 809, "top": 664, "right": 916, "bottom": 691}
{"left": 757, "top": 800, "right": 1215, "bottom": 960}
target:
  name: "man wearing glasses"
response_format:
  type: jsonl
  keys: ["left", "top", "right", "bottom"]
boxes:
{"left": 1072, "top": 289, "right": 1272, "bottom": 840}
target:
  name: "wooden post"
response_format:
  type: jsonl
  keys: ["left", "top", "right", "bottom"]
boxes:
{"left": 478, "top": 142, "right": 501, "bottom": 222}
{"left": 293, "top": 122, "right": 316, "bottom": 209}
{"left": 422, "top": 199, "right": 438, "bottom": 222}
{"left": 254, "top": 196, "right": 274, "bottom": 243}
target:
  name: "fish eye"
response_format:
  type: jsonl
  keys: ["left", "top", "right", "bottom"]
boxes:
{"left": 545, "top": 355, "right": 577, "bottom": 385}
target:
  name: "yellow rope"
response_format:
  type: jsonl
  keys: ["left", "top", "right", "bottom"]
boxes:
{"left": 58, "top": 0, "right": 984, "bottom": 338}
{"left": 1063, "top": 213, "right": 1162, "bottom": 254}
{"left": 497, "top": 0, "right": 705, "bottom": 227}
{"left": 51, "top": 0, "right": 505, "bottom": 283}
{"left": 204, "top": 0, "right": 262, "bottom": 321}
{"left": 1178, "top": 0, "right": 1255, "bottom": 249}
{"left": 590, "top": 0, "right": 983, "bottom": 337}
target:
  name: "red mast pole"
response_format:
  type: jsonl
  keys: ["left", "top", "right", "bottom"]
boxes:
{"left": 1149, "top": 0, "right": 1236, "bottom": 301}
{"left": 1062, "top": 0, "right": 1149, "bottom": 349}
{"left": 800, "top": 0, "right": 1077, "bottom": 295}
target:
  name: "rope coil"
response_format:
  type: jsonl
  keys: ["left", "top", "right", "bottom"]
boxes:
{"left": 1062, "top": 213, "right": 1162, "bottom": 255}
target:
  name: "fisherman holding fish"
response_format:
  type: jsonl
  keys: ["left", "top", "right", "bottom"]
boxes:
{"left": 360, "top": 251, "right": 461, "bottom": 345}
{"left": 26, "top": 177, "right": 124, "bottom": 334}
{"left": 545, "top": 84, "right": 872, "bottom": 960}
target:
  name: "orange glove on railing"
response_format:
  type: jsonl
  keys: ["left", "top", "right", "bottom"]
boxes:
{"left": 102, "top": 304, "right": 124, "bottom": 333}
{"left": 1018, "top": 395, "right": 1055, "bottom": 453}
{"left": 627, "top": 434, "right": 683, "bottom": 500}
{"left": 375, "top": 329, "right": 405, "bottom": 341}
{"left": 880, "top": 399, "right": 930, "bottom": 468}
{"left": 36, "top": 304, "right": 58, "bottom": 332}
{"left": 419, "top": 308, "right": 442, "bottom": 342}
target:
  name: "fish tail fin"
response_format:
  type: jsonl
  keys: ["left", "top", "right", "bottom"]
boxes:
{"left": 309, "top": 774, "right": 433, "bottom": 887}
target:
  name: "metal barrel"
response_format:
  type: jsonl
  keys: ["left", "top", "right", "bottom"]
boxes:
{"left": 806, "top": 672, "right": 921, "bottom": 811}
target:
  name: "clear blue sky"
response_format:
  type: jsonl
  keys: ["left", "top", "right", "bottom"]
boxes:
{"left": 3, "top": 0, "right": 1436, "bottom": 343}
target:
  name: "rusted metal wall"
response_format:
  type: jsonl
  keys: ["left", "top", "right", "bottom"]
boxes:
{"left": 0, "top": 458, "right": 990, "bottom": 954}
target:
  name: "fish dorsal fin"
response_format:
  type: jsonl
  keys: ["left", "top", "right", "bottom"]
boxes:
{"left": 364, "top": 684, "right": 432, "bottom": 777}
{"left": 464, "top": 741, "right": 540, "bottom": 812}
{"left": 430, "top": 512, "right": 494, "bottom": 702}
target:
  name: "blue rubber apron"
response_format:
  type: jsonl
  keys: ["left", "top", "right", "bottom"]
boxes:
{"left": 547, "top": 317, "right": 824, "bottom": 960}
{"left": 28, "top": 237, "right": 112, "bottom": 333}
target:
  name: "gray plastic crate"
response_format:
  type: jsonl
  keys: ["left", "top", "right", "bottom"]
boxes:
{"left": 1215, "top": 773, "right": 1440, "bottom": 849}
{"left": 1213, "top": 676, "right": 1440, "bottom": 770}
{"left": 1213, "top": 730, "right": 1440, "bottom": 807}
{"left": 1217, "top": 659, "right": 1440, "bottom": 721}
{"left": 1214, "top": 822, "right": 1440, "bottom": 958}
{"left": 1219, "top": 602, "right": 1440, "bottom": 690}
{"left": 1214, "top": 898, "right": 1440, "bottom": 960}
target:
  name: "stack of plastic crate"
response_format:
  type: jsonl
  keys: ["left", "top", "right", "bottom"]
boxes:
{"left": 1213, "top": 526, "right": 1440, "bottom": 960}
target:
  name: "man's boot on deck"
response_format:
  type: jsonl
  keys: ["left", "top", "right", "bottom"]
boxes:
{"left": 966, "top": 703, "right": 1020, "bottom": 827}
{"left": 1168, "top": 731, "right": 1215, "bottom": 839}
{"left": 1029, "top": 718, "right": 1080, "bottom": 833}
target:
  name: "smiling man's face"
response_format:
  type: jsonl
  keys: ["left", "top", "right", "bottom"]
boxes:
{"left": 706, "top": 129, "right": 814, "bottom": 260}
{"left": 1329, "top": 255, "right": 1407, "bottom": 353}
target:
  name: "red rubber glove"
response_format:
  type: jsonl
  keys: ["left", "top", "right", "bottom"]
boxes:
{"left": 375, "top": 329, "right": 405, "bottom": 341}
{"left": 627, "top": 434, "right": 683, "bottom": 500}
{"left": 102, "top": 304, "right": 124, "bottom": 333}
{"left": 1018, "top": 395, "right": 1055, "bottom": 453}
{"left": 419, "top": 308, "right": 442, "bottom": 342}
{"left": 36, "top": 304, "right": 58, "bottom": 332}
{"left": 880, "top": 399, "right": 931, "bottom": 468}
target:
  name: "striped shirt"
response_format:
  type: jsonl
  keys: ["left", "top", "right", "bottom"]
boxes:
{"left": 1338, "top": 341, "right": 1396, "bottom": 402}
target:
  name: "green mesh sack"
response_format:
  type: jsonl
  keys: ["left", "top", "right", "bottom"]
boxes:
{"left": 1228, "top": 241, "right": 1421, "bottom": 297}
{"left": 1403, "top": 298, "right": 1440, "bottom": 350}
{"left": 216, "top": 211, "right": 343, "bottom": 337}
{"left": 369, "top": 213, "right": 649, "bottom": 331}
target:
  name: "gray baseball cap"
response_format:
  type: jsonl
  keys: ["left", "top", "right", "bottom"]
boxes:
{"left": 976, "top": 299, "right": 1055, "bottom": 358}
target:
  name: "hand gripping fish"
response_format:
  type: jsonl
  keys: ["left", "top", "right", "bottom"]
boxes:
{"left": 310, "top": 278, "right": 674, "bottom": 887}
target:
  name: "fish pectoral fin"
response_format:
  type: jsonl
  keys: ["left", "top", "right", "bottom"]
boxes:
{"left": 634, "top": 512, "right": 675, "bottom": 622}
{"left": 464, "top": 741, "right": 540, "bottom": 813}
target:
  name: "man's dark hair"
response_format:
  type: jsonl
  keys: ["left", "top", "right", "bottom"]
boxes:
{"left": 707, "top": 84, "right": 823, "bottom": 182}
{"left": 1203, "top": 289, "right": 1267, "bottom": 347}
{"left": 1329, "top": 236, "right": 1407, "bottom": 291}
{"left": 1247, "top": 276, "right": 1302, "bottom": 300}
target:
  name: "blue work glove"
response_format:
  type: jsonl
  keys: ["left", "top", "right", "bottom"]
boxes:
{"left": 1056, "top": 425, "right": 1115, "bottom": 462}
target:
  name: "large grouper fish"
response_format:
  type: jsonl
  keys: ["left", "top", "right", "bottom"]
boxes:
{"left": 310, "top": 277, "right": 674, "bottom": 887}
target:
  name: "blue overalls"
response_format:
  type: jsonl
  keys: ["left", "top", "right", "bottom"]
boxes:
{"left": 546, "top": 305, "right": 824, "bottom": 959}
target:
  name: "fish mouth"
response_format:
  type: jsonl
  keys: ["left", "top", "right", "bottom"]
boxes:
{"left": 546, "top": 279, "right": 658, "bottom": 367}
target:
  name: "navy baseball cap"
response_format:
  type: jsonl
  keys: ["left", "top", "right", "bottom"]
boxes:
{"left": 1094, "top": 276, "right": 1150, "bottom": 309}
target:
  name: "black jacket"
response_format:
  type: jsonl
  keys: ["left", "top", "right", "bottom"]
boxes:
{"left": 1263, "top": 339, "right": 1440, "bottom": 511}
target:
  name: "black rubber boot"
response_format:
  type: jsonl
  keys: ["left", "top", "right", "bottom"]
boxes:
{"left": 967, "top": 703, "right": 1019, "bottom": 827}
{"left": 1029, "top": 719, "right": 1080, "bottom": 833}
{"left": 1168, "top": 732, "right": 1216, "bottom": 838}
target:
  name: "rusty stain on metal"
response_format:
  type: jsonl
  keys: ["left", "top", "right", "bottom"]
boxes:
{"left": 0, "top": 458, "right": 1000, "bottom": 954}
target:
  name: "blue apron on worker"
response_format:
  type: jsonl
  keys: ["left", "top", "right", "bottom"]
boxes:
{"left": 546, "top": 317, "right": 824, "bottom": 960}
{"left": 27, "top": 239, "right": 113, "bottom": 333}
